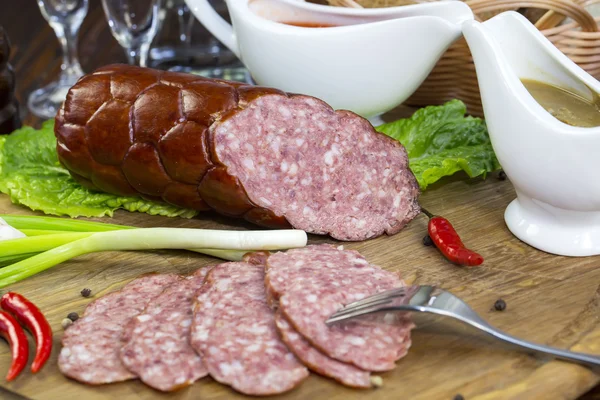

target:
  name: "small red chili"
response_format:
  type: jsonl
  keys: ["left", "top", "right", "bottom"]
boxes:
{"left": 1, "top": 293, "right": 53, "bottom": 373}
{"left": 422, "top": 208, "right": 484, "bottom": 267}
{"left": 0, "top": 310, "right": 29, "bottom": 381}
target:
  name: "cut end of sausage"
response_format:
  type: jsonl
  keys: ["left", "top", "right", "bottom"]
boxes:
{"left": 212, "top": 94, "right": 420, "bottom": 241}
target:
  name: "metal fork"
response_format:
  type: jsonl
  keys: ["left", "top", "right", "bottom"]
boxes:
{"left": 326, "top": 285, "right": 600, "bottom": 369}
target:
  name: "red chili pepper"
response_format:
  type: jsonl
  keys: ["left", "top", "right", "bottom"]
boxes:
{"left": 0, "top": 311, "right": 29, "bottom": 381}
{"left": 422, "top": 208, "right": 484, "bottom": 267}
{"left": 1, "top": 293, "right": 52, "bottom": 373}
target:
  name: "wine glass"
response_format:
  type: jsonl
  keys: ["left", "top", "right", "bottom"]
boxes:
{"left": 101, "top": 0, "right": 162, "bottom": 67}
{"left": 150, "top": 0, "right": 248, "bottom": 83}
{"left": 27, "top": 0, "right": 88, "bottom": 119}
{"left": 176, "top": 0, "right": 194, "bottom": 47}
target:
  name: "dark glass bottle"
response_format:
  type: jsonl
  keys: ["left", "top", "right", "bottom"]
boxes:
{"left": 0, "top": 25, "right": 21, "bottom": 134}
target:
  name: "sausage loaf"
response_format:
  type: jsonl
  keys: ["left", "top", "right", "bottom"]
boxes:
{"left": 55, "top": 64, "right": 420, "bottom": 241}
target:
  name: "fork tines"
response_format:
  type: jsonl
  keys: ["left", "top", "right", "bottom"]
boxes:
{"left": 325, "top": 287, "right": 409, "bottom": 324}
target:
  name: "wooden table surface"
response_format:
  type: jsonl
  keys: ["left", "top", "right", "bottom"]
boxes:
{"left": 1, "top": 1, "right": 600, "bottom": 399}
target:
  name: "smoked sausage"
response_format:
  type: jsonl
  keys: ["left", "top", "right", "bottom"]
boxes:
{"left": 55, "top": 64, "right": 420, "bottom": 240}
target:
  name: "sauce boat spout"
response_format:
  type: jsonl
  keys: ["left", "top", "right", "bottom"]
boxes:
{"left": 463, "top": 12, "right": 600, "bottom": 257}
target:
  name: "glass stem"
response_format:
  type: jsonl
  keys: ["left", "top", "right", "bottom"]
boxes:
{"left": 63, "top": 28, "right": 81, "bottom": 75}
{"left": 50, "top": 20, "right": 84, "bottom": 84}
{"left": 127, "top": 43, "right": 150, "bottom": 67}
{"left": 177, "top": 5, "right": 194, "bottom": 48}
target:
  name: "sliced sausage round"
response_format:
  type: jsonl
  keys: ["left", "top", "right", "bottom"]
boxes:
{"left": 58, "top": 274, "right": 181, "bottom": 384}
{"left": 120, "top": 273, "right": 209, "bottom": 392}
{"left": 266, "top": 245, "right": 413, "bottom": 372}
{"left": 190, "top": 262, "right": 308, "bottom": 396}
{"left": 275, "top": 311, "right": 374, "bottom": 389}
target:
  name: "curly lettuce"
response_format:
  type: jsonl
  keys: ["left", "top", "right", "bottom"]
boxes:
{"left": 376, "top": 100, "right": 501, "bottom": 189}
{"left": 0, "top": 120, "right": 196, "bottom": 218}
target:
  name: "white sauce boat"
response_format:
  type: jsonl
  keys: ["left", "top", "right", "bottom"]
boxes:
{"left": 184, "top": 0, "right": 473, "bottom": 118}
{"left": 463, "top": 12, "right": 600, "bottom": 257}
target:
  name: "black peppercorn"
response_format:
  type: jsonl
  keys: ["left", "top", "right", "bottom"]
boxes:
{"left": 453, "top": 395, "right": 465, "bottom": 400}
{"left": 80, "top": 288, "right": 92, "bottom": 298}
{"left": 498, "top": 170, "right": 507, "bottom": 181}
{"left": 494, "top": 299, "right": 507, "bottom": 311}
{"left": 67, "top": 312, "right": 79, "bottom": 322}
{"left": 422, "top": 235, "right": 434, "bottom": 246}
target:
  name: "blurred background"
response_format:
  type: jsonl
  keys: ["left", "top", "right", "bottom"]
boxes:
{"left": 0, "top": 0, "right": 246, "bottom": 128}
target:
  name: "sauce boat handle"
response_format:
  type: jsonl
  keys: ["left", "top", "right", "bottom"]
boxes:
{"left": 184, "top": 0, "right": 240, "bottom": 57}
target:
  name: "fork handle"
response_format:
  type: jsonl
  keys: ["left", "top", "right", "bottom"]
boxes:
{"left": 484, "top": 325, "right": 600, "bottom": 369}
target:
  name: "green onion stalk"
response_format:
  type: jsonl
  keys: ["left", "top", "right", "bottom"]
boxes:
{"left": 0, "top": 215, "right": 133, "bottom": 232}
{"left": 0, "top": 215, "right": 307, "bottom": 288}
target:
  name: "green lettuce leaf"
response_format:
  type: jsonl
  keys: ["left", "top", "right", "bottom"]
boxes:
{"left": 0, "top": 120, "right": 196, "bottom": 218}
{"left": 376, "top": 100, "right": 501, "bottom": 189}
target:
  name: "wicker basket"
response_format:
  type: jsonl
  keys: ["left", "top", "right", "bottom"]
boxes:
{"left": 326, "top": 0, "right": 600, "bottom": 116}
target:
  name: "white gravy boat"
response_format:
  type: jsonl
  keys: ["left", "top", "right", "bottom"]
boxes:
{"left": 184, "top": 0, "right": 473, "bottom": 117}
{"left": 463, "top": 12, "right": 600, "bottom": 257}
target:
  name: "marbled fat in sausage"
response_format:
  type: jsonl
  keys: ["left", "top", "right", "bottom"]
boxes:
{"left": 266, "top": 245, "right": 414, "bottom": 372}
{"left": 190, "top": 262, "right": 308, "bottom": 395}
{"left": 55, "top": 64, "right": 420, "bottom": 241}
{"left": 119, "top": 269, "right": 211, "bottom": 392}
{"left": 275, "top": 311, "right": 374, "bottom": 389}
{"left": 265, "top": 245, "right": 397, "bottom": 308}
{"left": 58, "top": 274, "right": 181, "bottom": 384}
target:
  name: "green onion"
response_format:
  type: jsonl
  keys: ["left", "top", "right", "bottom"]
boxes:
{"left": 6, "top": 228, "right": 277, "bottom": 262}
{"left": 6, "top": 231, "right": 253, "bottom": 263}
{"left": 20, "top": 229, "right": 79, "bottom": 236}
{"left": 0, "top": 227, "right": 307, "bottom": 287}
{"left": 0, "top": 215, "right": 133, "bottom": 232}
{"left": 0, "top": 253, "right": 39, "bottom": 267}
{"left": 0, "top": 232, "right": 93, "bottom": 257}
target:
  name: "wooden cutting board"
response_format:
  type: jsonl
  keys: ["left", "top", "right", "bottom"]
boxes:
{"left": 0, "top": 173, "right": 598, "bottom": 400}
